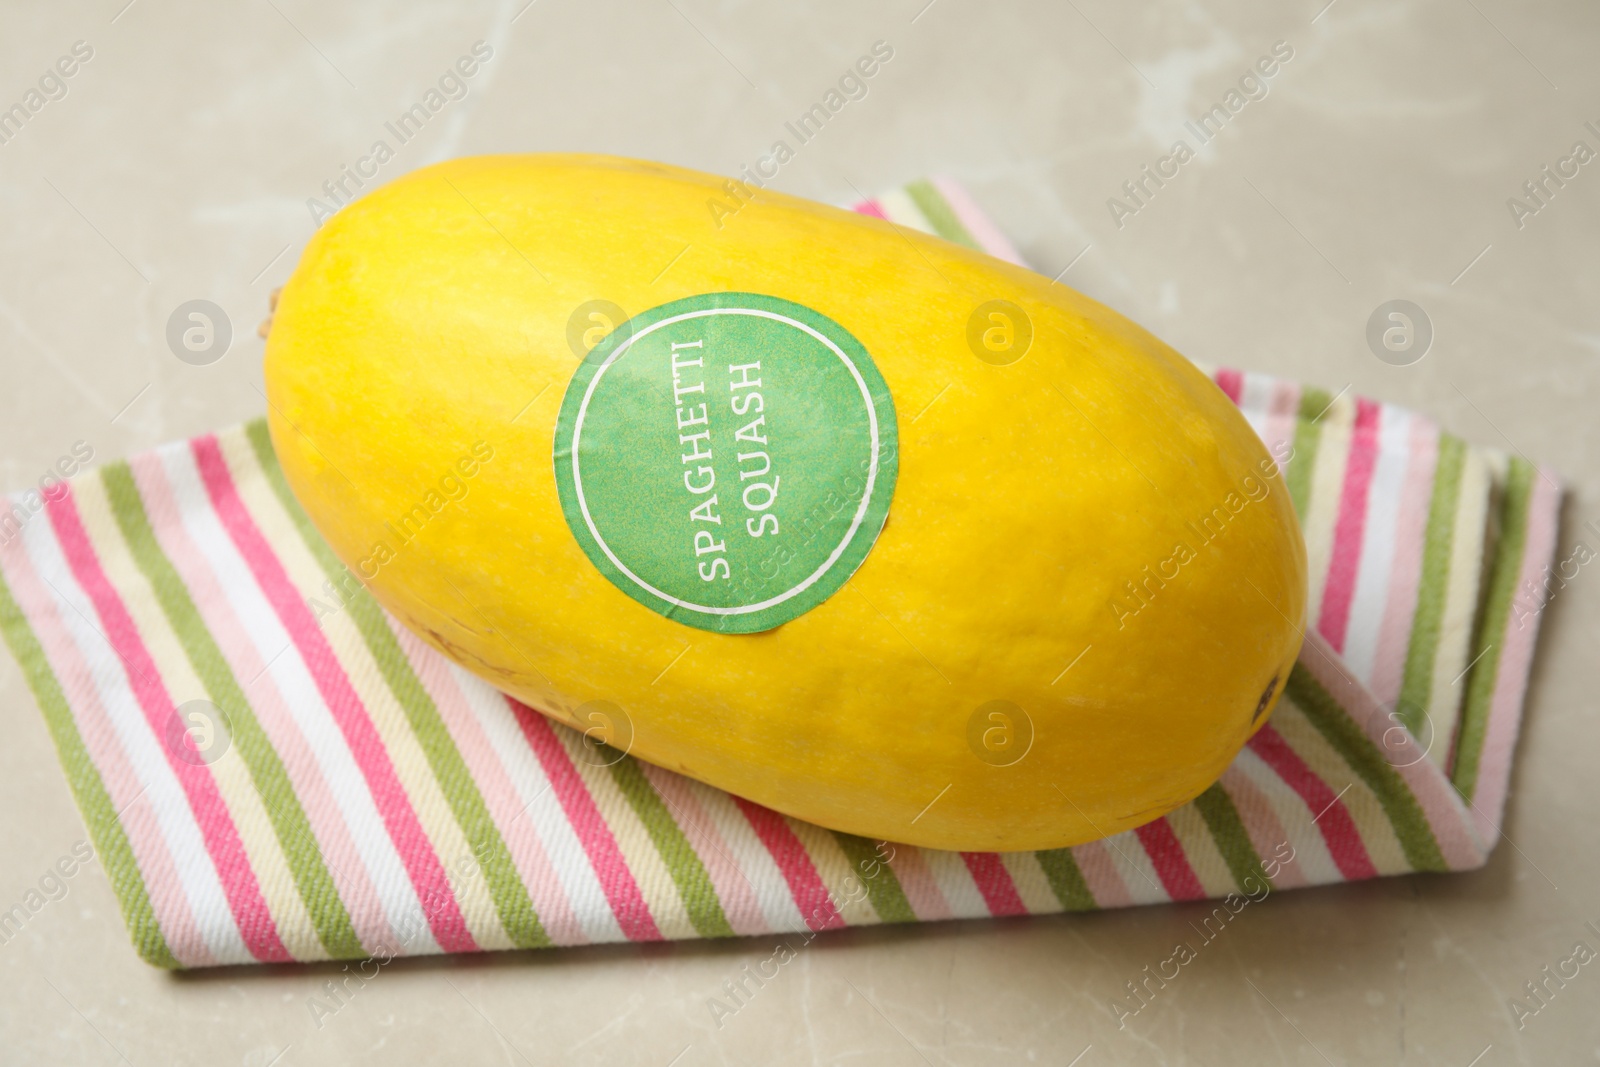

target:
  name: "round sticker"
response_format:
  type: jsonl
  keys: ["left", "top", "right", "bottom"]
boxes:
{"left": 553, "top": 293, "right": 899, "bottom": 633}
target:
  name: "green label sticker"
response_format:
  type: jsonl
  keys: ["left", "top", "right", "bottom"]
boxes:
{"left": 553, "top": 292, "right": 899, "bottom": 634}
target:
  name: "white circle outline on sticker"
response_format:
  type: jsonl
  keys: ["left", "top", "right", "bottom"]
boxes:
{"left": 570, "top": 306, "right": 882, "bottom": 617}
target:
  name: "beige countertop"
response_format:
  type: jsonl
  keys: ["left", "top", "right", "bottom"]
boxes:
{"left": 2, "top": 0, "right": 1597, "bottom": 1063}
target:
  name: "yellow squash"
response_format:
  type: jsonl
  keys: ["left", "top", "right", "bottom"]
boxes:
{"left": 264, "top": 154, "right": 1306, "bottom": 852}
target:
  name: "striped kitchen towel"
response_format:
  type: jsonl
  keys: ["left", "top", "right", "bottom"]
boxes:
{"left": 0, "top": 181, "right": 1562, "bottom": 967}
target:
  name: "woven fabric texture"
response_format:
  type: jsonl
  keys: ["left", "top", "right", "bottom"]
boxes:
{"left": 0, "top": 180, "right": 1561, "bottom": 967}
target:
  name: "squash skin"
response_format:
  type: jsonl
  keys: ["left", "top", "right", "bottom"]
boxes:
{"left": 264, "top": 154, "right": 1307, "bottom": 852}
